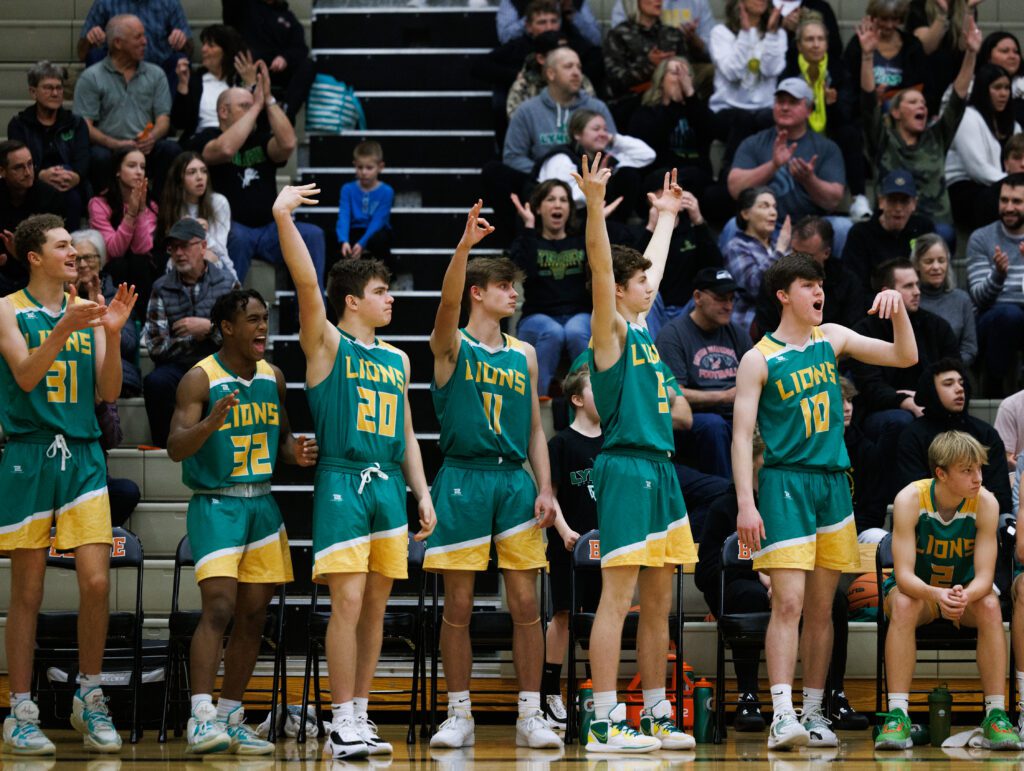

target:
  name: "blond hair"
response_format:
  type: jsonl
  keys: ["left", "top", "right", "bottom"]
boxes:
{"left": 928, "top": 431, "right": 988, "bottom": 475}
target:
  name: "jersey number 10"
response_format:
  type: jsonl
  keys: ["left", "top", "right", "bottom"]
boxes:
{"left": 799, "top": 392, "right": 830, "bottom": 438}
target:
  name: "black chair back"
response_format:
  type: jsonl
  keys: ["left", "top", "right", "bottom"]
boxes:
{"left": 46, "top": 526, "right": 144, "bottom": 568}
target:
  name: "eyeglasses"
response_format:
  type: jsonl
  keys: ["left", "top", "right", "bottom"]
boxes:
{"left": 167, "top": 239, "right": 204, "bottom": 253}
{"left": 76, "top": 253, "right": 100, "bottom": 265}
{"left": 34, "top": 83, "right": 64, "bottom": 93}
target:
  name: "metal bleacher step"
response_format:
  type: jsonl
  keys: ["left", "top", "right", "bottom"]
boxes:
{"left": 312, "top": 6, "right": 497, "bottom": 48}
{"left": 313, "top": 48, "right": 490, "bottom": 90}
{"left": 353, "top": 91, "right": 492, "bottom": 131}
{"left": 300, "top": 166, "right": 485, "bottom": 207}
{"left": 299, "top": 205, "right": 491, "bottom": 247}
{"left": 308, "top": 131, "right": 496, "bottom": 168}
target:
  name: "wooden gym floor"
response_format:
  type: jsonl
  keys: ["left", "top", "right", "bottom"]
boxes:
{"left": 3, "top": 727, "right": 1021, "bottom": 769}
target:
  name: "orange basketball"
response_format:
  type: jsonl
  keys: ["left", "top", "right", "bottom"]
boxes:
{"left": 847, "top": 573, "right": 880, "bottom": 611}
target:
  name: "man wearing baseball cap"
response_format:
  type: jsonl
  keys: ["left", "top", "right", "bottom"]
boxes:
{"left": 843, "top": 169, "right": 935, "bottom": 294}
{"left": 725, "top": 76, "right": 852, "bottom": 256}
{"left": 141, "top": 217, "right": 239, "bottom": 446}
{"left": 655, "top": 266, "right": 752, "bottom": 479}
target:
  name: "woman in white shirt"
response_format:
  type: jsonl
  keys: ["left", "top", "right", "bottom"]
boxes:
{"left": 171, "top": 24, "right": 256, "bottom": 142}
{"left": 947, "top": 63, "right": 1022, "bottom": 232}
{"left": 158, "top": 151, "right": 237, "bottom": 281}
{"left": 709, "top": 0, "right": 788, "bottom": 166}
{"left": 536, "top": 108, "right": 655, "bottom": 219}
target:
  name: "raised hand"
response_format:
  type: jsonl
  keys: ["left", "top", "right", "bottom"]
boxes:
{"left": 168, "top": 28, "right": 188, "bottom": 51}
{"left": 867, "top": 288, "right": 905, "bottom": 319}
{"left": 646, "top": 167, "right": 684, "bottom": 215}
{"left": 294, "top": 435, "right": 319, "bottom": 467}
{"left": 772, "top": 130, "right": 797, "bottom": 170}
{"left": 739, "top": 2, "right": 753, "bottom": 30}
{"left": 459, "top": 199, "right": 495, "bottom": 248}
{"left": 963, "top": 12, "right": 982, "bottom": 53}
{"left": 58, "top": 285, "right": 107, "bottom": 332}
{"left": 603, "top": 195, "right": 624, "bottom": 218}
{"left": 270, "top": 55, "right": 288, "bottom": 73}
{"left": 257, "top": 61, "right": 274, "bottom": 105}
{"left": 235, "top": 50, "right": 257, "bottom": 87}
{"left": 776, "top": 215, "right": 792, "bottom": 254}
{"left": 273, "top": 184, "right": 320, "bottom": 216}
{"left": 207, "top": 389, "right": 240, "bottom": 431}
{"left": 570, "top": 152, "right": 611, "bottom": 206}
{"left": 857, "top": 17, "right": 879, "bottom": 54}
{"left": 413, "top": 497, "right": 437, "bottom": 541}
{"left": 510, "top": 193, "right": 535, "bottom": 229}
{"left": 175, "top": 58, "right": 191, "bottom": 90}
{"left": 101, "top": 282, "right": 138, "bottom": 334}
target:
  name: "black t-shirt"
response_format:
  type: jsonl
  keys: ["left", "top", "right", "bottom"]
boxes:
{"left": 192, "top": 128, "right": 284, "bottom": 228}
{"left": 618, "top": 221, "right": 724, "bottom": 307}
{"left": 508, "top": 230, "right": 590, "bottom": 317}
{"left": 0, "top": 179, "right": 65, "bottom": 291}
{"left": 547, "top": 427, "right": 603, "bottom": 562}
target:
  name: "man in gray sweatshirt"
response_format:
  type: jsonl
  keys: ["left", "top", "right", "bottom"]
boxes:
{"left": 966, "top": 173, "right": 1024, "bottom": 397}
{"left": 483, "top": 46, "right": 616, "bottom": 234}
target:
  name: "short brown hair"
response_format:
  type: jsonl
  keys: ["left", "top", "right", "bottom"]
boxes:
{"left": 873, "top": 257, "right": 914, "bottom": 293}
{"left": 839, "top": 375, "right": 858, "bottom": 402}
{"left": 465, "top": 256, "right": 524, "bottom": 303}
{"left": 525, "top": 0, "right": 559, "bottom": 21}
{"left": 1003, "top": 133, "right": 1024, "bottom": 165}
{"left": 353, "top": 140, "right": 383, "bottom": 163}
{"left": 611, "top": 244, "right": 651, "bottom": 286}
{"left": 928, "top": 431, "right": 988, "bottom": 476}
{"left": 562, "top": 363, "right": 590, "bottom": 403}
{"left": 14, "top": 213, "right": 65, "bottom": 265}
{"left": 326, "top": 258, "right": 391, "bottom": 317}
{"left": 763, "top": 252, "right": 824, "bottom": 312}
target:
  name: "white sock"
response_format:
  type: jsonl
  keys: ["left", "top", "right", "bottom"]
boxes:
{"left": 332, "top": 702, "right": 353, "bottom": 724}
{"left": 770, "top": 684, "right": 793, "bottom": 716}
{"left": 986, "top": 694, "right": 1006, "bottom": 714}
{"left": 11, "top": 692, "right": 30, "bottom": 707}
{"left": 191, "top": 693, "right": 213, "bottom": 713}
{"left": 447, "top": 690, "right": 471, "bottom": 713}
{"left": 642, "top": 687, "right": 666, "bottom": 711}
{"left": 593, "top": 690, "right": 617, "bottom": 721}
{"left": 518, "top": 691, "right": 540, "bottom": 716}
{"left": 216, "top": 697, "right": 241, "bottom": 721}
{"left": 802, "top": 687, "right": 825, "bottom": 716}
{"left": 78, "top": 673, "right": 103, "bottom": 694}
{"left": 1017, "top": 672, "right": 1024, "bottom": 706}
{"left": 887, "top": 693, "right": 909, "bottom": 713}
{"left": 353, "top": 697, "right": 369, "bottom": 718}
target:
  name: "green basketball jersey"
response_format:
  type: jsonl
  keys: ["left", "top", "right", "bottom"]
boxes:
{"left": 433, "top": 331, "right": 531, "bottom": 462}
{"left": 307, "top": 329, "right": 407, "bottom": 463}
{"left": 590, "top": 323, "right": 678, "bottom": 454}
{"left": 754, "top": 327, "right": 848, "bottom": 470}
{"left": 183, "top": 354, "right": 281, "bottom": 490}
{"left": 0, "top": 289, "right": 99, "bottom": 440}
{"left": 884, "top": 478, "right": 979, "bottom": 594}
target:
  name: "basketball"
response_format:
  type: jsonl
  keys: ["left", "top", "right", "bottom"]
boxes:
{"left": 847, "top": 573, "right": 880, "bottom": 611}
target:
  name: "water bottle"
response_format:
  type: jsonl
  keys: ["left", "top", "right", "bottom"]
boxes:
{"left": 578, "top": 679, "right": 594, "bottom": 741}
{"left": 928, "top": 684, "right": 953, "bottom": 746}
{"left": 693, "top": 678, "right": 714, "bottom": 743}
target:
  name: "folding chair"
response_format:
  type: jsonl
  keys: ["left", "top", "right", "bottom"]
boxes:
{"left": 874, "top": 532, "right": 984, "bottom": 720}
{"left": 158, "top": 535, "right": 288, "bottom": 743}
{"left": 563, "top": 529, "right": 686, "bottom": 745}
{"left": 33, "top": 527, "right": 145, "bottom": 743}
{"left": 713, "top": 533, "right": 772, "bottom": 743}
{"left": 1000, "top": 513, "right": 1018, "bottom": 714}
{"left": 426, "top": 553, "right": 549, "bottom": 734}
{"left": 299, "top": 534, "right": 428, "bottom": 744}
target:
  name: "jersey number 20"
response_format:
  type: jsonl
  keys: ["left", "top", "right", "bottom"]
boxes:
{"left": 356, "top": 387, "right": 398, "bottom": 437}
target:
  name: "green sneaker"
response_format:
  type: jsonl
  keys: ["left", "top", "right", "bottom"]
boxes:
{"left": 585, "top": 703, "right": 660, "bottom": 753}
{"left": 981, "top": 708, "right": 1021, "bottom": 751}
{"left": 874, "top": 709, "right": 912, "bottom": 750}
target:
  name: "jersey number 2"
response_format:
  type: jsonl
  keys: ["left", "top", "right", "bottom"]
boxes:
{"left": 799, "top": 392, "right": 829, "bottom": 438}
{"left": 231, "top": 432, "right": 272, "bottom": 477}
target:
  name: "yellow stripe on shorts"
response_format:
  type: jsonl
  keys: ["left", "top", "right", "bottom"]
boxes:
{"left": 0, "top": 509, "right": 54, "bottom": 552}
{"left": 54, "top": 487, "right": 112, "bottom": 550}
{"left": 424, "top": 534, "right": 492, "bottom": 572}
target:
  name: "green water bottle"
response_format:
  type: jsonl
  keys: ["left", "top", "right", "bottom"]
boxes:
{"left": 693, "top": 678, "right": 715, "bottom": 743}
{"left": 578, "top": 679, "right": 594, "bottom": 741}
{"left": 929, "top": 684, "right": 953, "bottom": 746}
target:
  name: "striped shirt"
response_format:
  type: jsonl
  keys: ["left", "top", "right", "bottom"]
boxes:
{"left": 966, "top": 221, "right": 1024, "bottom": 313}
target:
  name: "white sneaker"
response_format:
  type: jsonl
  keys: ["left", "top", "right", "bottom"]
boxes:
{"left": 585, "top": 702, "right": 661, "bottom": 753}
{"left": 429, "top": 708, "right": 475, "bottom": 748}
{"left": 767, "top": 711, "right": 810, "bottom": 750}
{"left": 543, "top": 695, "right": 567, "bottom": 730}
{"left": 516, "top": 709, "right": 563, "bottom": 748}
{"left": 324, "top": 715, "right": 369, "bottom": 759}
{"left": 355, "top": 714, "right": 393, "bottom": 755}
{"left": 2, "top": 700, "right": 55, "bottom": 755}
{"left": 640, "top": 698, "right": 696, "bottom": 749}
{"left": 850, "top": 194, "right": 872, "bottom": 222}
{"left": 186, "top": 701, "right": 231, "bottom": 754}
{"left": 222, "top": 707, "right": 274, "bottom": 755}
{"left": 71, "top": 689, "right": 122, "bottom": 753}
{"left": 801, "top": 708, "right": 838, "bottom": 748}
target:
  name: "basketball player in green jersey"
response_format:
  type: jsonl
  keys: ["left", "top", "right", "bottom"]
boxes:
{"left": 424, "top": 200, "right": 561, "bottom": 750}
{"left": 0, "top": 214, "right": 136, "bottom": 755}
{"left": 731, "top": 252, "right": 917, "bottom": 750}
{"left": 573, "top": 158, "right": 698, "bottom": 753}
{"left": 167, "top": 289, "right": 318, "bottom": 755}
{"left": 876, "top": 431, "right": 1017, "bottom": 750}
{"left": 273, "top": 184, "right": 435, "bottom": 759}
